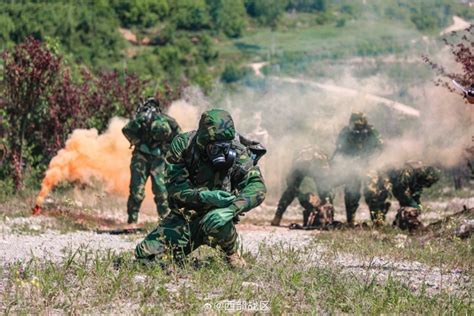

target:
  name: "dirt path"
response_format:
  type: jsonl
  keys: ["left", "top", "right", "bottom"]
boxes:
{"left": 248, "top": 63, "right": 420, "bottom": 117}
{"left": 440, "top": 16, "right": 471, "bottom": 35}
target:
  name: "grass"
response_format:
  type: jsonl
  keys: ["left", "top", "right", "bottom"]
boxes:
{"left": 314, "top": 226, "right": 474, "bottom": 274}
{"left": 0, "top": 187, "right": 472, "bottom": 313}
{"left": 0, "top": 241, "right": 471, "bottom": 314}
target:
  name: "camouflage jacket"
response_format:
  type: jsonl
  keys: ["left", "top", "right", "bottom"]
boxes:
{"left": 288, "top": 146, "right": 331, "bottom": 190}
{"left": 165, "top": 109, "right": 266, "bottom": 219}
{"left": 335, "top": 125, "right": 383, "bottom": 158}
{"left": 388, "top": 166, "right": 438, "bottom": 208}
{"left": 122, "top": 113, "right": 181, "bottom": 156}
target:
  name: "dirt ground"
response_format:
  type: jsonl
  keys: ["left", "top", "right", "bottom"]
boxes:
{"left": 1, "top": 195, "right": 472, "bottom": 300}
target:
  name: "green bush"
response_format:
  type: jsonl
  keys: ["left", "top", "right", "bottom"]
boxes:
{"left": 171, "top": 0, "right": 210, "bottom": 30}
{"left": 220, "top": 63, "right": 251, "bottom": 83}
{"left": 110, "top": 0, "right": 169, "bottom": 28}
{"left": 207, "top": 0, "right": 247, "bottom": 38}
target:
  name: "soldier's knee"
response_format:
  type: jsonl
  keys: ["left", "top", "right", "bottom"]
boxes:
{"left": 204, "top": 220, "right": 235, "bottom": 239}
{"left": 130, "top": 190, "right": 146, "bottom": 203}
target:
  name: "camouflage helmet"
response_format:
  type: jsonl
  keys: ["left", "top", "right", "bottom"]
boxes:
{"left": 196, "top": 109, "right": 235, "bottom": 147}
{"left": 349, "top": 112, "right": 368, "bottom": 130}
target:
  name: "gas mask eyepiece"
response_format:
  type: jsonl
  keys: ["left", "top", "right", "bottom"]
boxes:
{"left": 206, "top": 141, "right": 236, "bottom": 170}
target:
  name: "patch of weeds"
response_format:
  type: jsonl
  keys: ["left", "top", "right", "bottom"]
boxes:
{"left": 1, "top": 240, "right": 471, "bottom": 314}
{"left": 314, "top": 227, "right": 474, "bottom": 274}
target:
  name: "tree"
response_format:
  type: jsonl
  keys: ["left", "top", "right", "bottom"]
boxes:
{"left": 0, "top": 38, "right": 150, "bottom": 189}
{"left": 171, "top": 0, "right": 210, "bottom": 31}
{"left": 1, "top": 38, "right": 61, "bottom": 189}
{"left": 207, "top": 0, "right": 247, "bottom": 37}
{"left": 111, "top": 0, "right": 169, "bottom": 28}
{"left": 423, "top": 25, "right": 473, "bottom": 93}
{"left": 245, "top": 0, "right": 288, "bottom": 29}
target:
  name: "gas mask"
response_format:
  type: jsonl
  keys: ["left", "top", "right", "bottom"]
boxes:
{"left": 350, "top": 124, "right": 369, "bottom": 139}
{"left": 206, "top": 140, "right": 236, "bottom": 171}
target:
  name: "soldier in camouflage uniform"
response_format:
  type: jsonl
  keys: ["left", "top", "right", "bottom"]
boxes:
{"left": 333, "top": 112, "right": 385, "bottom": 225}
{"left": 122, "top": 98, "right": 181, "bottom": 224}
{"left": 271, "top": 146, "right": 334, "bottom": 227}
{"left": 388, "top": 161, "right": 440, "bottom": 230}
{"left": 135, "top": 109, "right": 266, "bottom": 268}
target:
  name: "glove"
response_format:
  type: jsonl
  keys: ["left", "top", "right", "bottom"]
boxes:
{"left": 199, "top": 190, "right": 236, "bottom": 208}
{"left": 201, "top": 207, "right": 235, "bottom": 233}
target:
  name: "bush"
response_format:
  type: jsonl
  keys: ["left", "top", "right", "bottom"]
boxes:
{"left": 286, "top": 0, "right": 327, "bottom": 12}
{"left": 207, "top": 0, "right": 247, "bottom": 38}
{"left": 0, "top": 38, "right": 149, "bottom": 189}
{"left": 111, "top": 0, "right": 169, "bottom": 28}
{"left": 245, "top": 0, "right": 288, "bottom": 28}
{"left": 171, "top": 0, "right": 210, "bottom": 30}
{"left": 220, "top": 64, "right": 251, "bottom": 83}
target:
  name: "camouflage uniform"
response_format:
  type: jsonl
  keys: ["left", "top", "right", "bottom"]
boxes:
{"left": 333, "top": 112, "right": 384, "bottom": 224}
{"left": 272, "top": 146, "right": 334, "bottom": 226}
{"left": 388, "top": 161, "right": 440, "bottom": 230}
{"left": 122, "top": 111, "right": 181, "bottom": 223}
{"left": 135, "top": 109, "right": 266, "bottom": 264}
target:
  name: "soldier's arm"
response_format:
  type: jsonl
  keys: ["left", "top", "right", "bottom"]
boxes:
{"left": 162, "top": 114, "right": 181, "bottom": 140}
{"left": 122, "top": 118, "right": 142, "bottom": 145}
{"left": 165, "top": 133, "right": 207, "bottom": 209}
{"left": 392, "top": 172, "right": 419, "bottom": 208}
{"left": 230, "top": 152, "right": 267, "bottom": 215}
{"left": 372, "top": 129, "right": 384, "bottom": 151}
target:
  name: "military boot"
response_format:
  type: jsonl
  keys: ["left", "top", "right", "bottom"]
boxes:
{"left": 271, "top": 214, "right": 282, "bottom": 226}
{"left": 127, "top": 212, "right": 139, "bottom": 224}
{"left": 226, "top": 251, "right": 247, "bottom": 269}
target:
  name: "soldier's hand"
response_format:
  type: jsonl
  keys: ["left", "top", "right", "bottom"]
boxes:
{"left": 200, "top": 207, "right": 235, "bottom": 233}
{"left": 199, "top": 190, "right": 236, "bottom": 208}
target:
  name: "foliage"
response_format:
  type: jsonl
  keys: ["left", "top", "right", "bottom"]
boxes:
{"left": 111, "top": 0, "right": 169, "bottom": 28}
{"left": 1, "top": 38, "right": 61, "bottom": 189}
{"left": 423, "top": 25, "right": 473, "bottom": 91}
{"left": 171, "top": 0, "right": 211, "bottom": 31}
{"left": 245, "top": 0, "right": 288, "bottom": 29}
{"left": 286, "top": 0, "right": 327, "bottom": 12}
{"left": 0, "top": 38, "right": 149, "bottom": 189}
{"left": 0, "top": 1, "right": 124, "bottom": 67}
{"left": 207, "top": 0, "right": 247, "bottom": 38}
{"left": 220, "top": 63, "right": 252, "bottom": 83}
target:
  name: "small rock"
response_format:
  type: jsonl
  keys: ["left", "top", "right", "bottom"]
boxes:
{"left": 394, "top": 234, "right": 408, "bottom": 249}
{"left": 29, "top": 224, "right": 42, "bottom": 231}
{"left": 242, "top": 281, "right": 260, "bottom": 289}
{"left": 454, "top": 220, "right": 474, "bottom": 239}
{"left": 133, "top": 275, "right": 146, "bottom": 283}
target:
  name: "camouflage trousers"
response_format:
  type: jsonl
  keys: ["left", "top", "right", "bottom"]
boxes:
{"left": 127, "top": 150, "right": 169, "bottom": 223}
{"left": 135, "top": 211, "right": 240, "bottom": 263}
{"left": 344, "top": 171, "right": 391, "bottom": 224}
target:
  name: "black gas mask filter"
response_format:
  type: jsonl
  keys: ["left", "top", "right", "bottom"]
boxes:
{"left": 206, "top": 140, "right": 236, "bottom": 171}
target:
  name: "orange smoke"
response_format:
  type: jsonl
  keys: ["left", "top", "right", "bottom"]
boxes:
{"left": 35, "top": 102, "right": 202, "bottom": 208}
{"left": 35, "top": 117, "right": 142, "bottom": 206}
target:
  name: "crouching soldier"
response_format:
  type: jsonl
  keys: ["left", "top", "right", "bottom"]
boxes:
{"left": 122, "top": 98, "right": 181, "bottom": 224}
{"left": 135, "top": 109, "right": 266, "bottom": 268}
{"left": 271, "top": 145, "right": 334, "bottom": 227}
{"left": 389, "top": 161, "right": 440, "bottom": 231}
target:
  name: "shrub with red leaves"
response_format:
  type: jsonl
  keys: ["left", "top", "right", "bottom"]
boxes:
{"left": 0, "top": 38, "right": 151, "bottom": 189}
{"left": 422, "top": 25, "right": 473, "bottom": 95}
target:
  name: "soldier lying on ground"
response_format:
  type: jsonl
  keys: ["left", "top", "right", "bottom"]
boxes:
{"left": 135, "top": 109, "right": 266, "bottom": 268}
{"left": 271, "top": 146, "right": 334, "bottom": 227}
{"left": 122, "top": 98, "right": 181, "bottom": 224}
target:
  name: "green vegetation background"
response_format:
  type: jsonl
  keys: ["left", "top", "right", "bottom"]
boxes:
{"left": 0, "top": 0, "right": 473, "bottom": 194}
